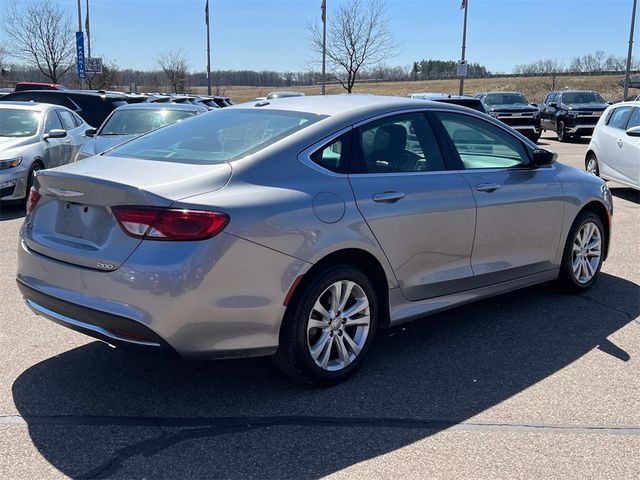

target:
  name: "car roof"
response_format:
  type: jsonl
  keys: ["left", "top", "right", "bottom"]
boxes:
{"left": 0, "top": 101, "right": 56, "bottom": 112}
{"left": 4, "top": 89, "right": 127, "bottom": 100}
{"left": 484, "top": 91, "right": 525, "bottom": 95}
{"left": 113, "top": 102, "right": 205, "bottom": 112}
{"left": 232, "top": 94, "right": 474, "bottom": 119}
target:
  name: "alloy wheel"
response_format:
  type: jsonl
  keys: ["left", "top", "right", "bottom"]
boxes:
{"left": 306, "top": 280, "right": 370, "bottom": 371}
{"left": 571, "top": 221, "right": 602, "bottom": 284}
{"left": 586, "top": 157, "right": 598, "bottom": 176}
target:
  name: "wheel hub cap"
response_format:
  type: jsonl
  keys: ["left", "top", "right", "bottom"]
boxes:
{"left": 571, "top": 221, "right": 602, "bottom": 284}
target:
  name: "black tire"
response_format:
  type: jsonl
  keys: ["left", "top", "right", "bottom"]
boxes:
{"left": 526, "top": 132, "right": 541, "bottom": 144}
{"left": 24, "top": 162, "right": 43, "bottom": 205}
{"left": 585, "top": 153, "right": 600, "bottom": 177}
{"left": 274, "top": 265, "right": 379, "bottom": 386}
{"left": 552, "top": 211, "right": 605, "bottom": 294}
{"left": 557, "top": 121, "right": 570, "bottom": 142}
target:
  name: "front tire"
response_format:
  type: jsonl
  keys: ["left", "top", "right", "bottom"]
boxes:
{"left": 23, "top": 162, "right": 43, "bottom": 206}
{"left": 557, "top": 121, "right": 570, "bottom": 142}
{"left": 585, "top": 153, "right": 600, "bottom": 177}
{"left": 274, "top": 265, "right": 379, "bottom": 386}
{"left": 553, "top": 212, "right": 605, "bottom": 293}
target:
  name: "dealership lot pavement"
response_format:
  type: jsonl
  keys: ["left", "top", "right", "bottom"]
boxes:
{"left": 0, "top": 133, "right": 638, "bottom": 479}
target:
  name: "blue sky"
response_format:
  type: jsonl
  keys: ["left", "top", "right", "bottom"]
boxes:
{"left": 16, "top": 0, "right": 639, "bottom": 73}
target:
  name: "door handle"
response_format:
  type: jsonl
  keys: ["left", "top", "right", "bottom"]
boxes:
{"left": 617, "top": 139, "right": 624, "bottom": 148}
{"left": 372, "top": 191, "right": 406, "bottom": 203}
{"left": 65, "top": 138, "right": 71, "bottom": 143}
{"left": 476, "top": 183, "right": 501, "bottom": 192}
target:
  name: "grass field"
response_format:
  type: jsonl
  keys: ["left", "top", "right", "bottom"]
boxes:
{"left": 188, "top": 74, "right": 634, "bottom": 104}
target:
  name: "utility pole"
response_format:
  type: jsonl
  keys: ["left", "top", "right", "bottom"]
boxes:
{"left": 624, "top": 0, "right": 637, "bottom": 101}
{"left": 205, "top": 0, "right": 212, "bottom": 96}
{"left": 459, "top": 0, "right": 469, "bottom": 96}
{"left": 321, "top": 0, "right": 327, "bottom": 95}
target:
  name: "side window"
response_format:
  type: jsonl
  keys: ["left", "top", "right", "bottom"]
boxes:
{"left": 44, "top": 111, "right": 63, "bottom": 132}
{"left": 57, "top": 110, "right": 76, "bottom": 130}
{"left": 607, "top": 107, "right": 633, "bottom": 129}
{"left": 354, "top": 112, "right": 445, "bottom": 173}
{"left": 436, "top": 112, "right": 530, "bottom": 169}
{"left": 72, "top": 112, "right": 83, "bottom": 126}
{"left": 545, "top": 93, "right": 556, "bottom": 104}
{"left": 309, "top": 132, "right": 351, "bottom": 174}
{"left": 626, "top": 108, "right": 640, "bottom": 129}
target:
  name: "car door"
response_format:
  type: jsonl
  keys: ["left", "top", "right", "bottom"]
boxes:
{"left": 56, "top": 109, "right": 85, "bottom": 163}
{"left": 42, "top": 110, "right": 65, "bottom": 168}
{"left": 541, "top": 93, "right": 556, "bottom": 130}
{"left": 618, "top": 107, "right": 640, "bottom": 186}
{"left": 597, "top": 105, "right": 634, "bottom": 184}
{"left": 433, "top": 111, "right": 564, "bottom": 288}
{"left": 348, "top": 111, "right": 477, "bottom": 301}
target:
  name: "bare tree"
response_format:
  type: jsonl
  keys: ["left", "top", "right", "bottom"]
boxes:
{"left": 86, "top": 61, "right": 121, "bottom": 90}
{"left": 0, "top": 45, "right": 8, "bottom": 82}
{"left": 157, "top": 50, "right": 189, "bottom": 94}
{"left": 308, "top": 0, "right": 396, "bottom": 93}
{"left": 2, "top": 0, "right": 75, "bottom": 83}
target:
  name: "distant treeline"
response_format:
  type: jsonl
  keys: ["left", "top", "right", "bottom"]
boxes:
{"left": 411, "top": 59, "right": 491, "bottom": 80}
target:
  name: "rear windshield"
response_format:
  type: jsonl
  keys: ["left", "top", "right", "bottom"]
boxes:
{"left": 562, "top": 92, "right": 605, "bottom": 104}
{"left": 99, "top": 109, "right": 196, "bottom": 135}
{"left": 111, "top": 109, "right": 325, "bottom": 164}
{"left": 0, "top": 109, "right": 40, "bottom": 137}
{"left": 484, "top": 93, "right": 529, "bottom": 106}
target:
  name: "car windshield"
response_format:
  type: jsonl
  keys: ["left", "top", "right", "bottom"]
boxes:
{"left": 0, "top": 109, "right": 40, "bottom": 137}
{"left": 562, "top": 92, "right": 605, "bottom": 104}
{"left": 99, "top": 109, "right": 196, "bottom": 135}
{"left": 484, "top": 93, "right": 529, "bottom": 106}
{"left": 111, "top": 108, "right": 326, "bottom": 164}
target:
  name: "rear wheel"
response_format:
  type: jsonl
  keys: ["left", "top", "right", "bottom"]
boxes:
{"left": 585, "top": 153, "right": 600, "bottom": 177}
{"left": 274, "top": 265, "right": 378, "bottom": 386}
{"left": 553, "top": 211, "right": 605, "bottom": 293}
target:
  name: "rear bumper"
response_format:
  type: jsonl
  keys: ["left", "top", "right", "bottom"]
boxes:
{"left": 18, "top": 280, "right": 179, "bottom": 357}
{"left": 17, "top": 232, "right": 310, "bottom": 359}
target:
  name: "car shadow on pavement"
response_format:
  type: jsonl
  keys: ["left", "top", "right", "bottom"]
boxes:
{"left": 611, "top": 187, "right": 639, "bottom": 204}
{"left": 0, "top": 202, "right": 25, "bottom": 221}
{"left": 12, "top": 272, "right": 639, "bottom": 479}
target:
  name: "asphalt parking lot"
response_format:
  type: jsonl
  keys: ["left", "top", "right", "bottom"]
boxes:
{"left": 0, "top": 133, "right": 638, "bottom": 479}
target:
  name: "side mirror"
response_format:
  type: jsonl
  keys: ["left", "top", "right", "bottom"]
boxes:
{"left": 530, "top": 103, "right": 539, "bottom": 108}
{"left": 531, "top": 148, "right": 557, "bottom": 167}
{"left": 85, "top": 128, "right": 97, "bottom": 137}
{"left": 607, "top": 101, "right": 614, "bottom": 105}
{"left": 549, "top": 102, "right": 558, "bottom": 108}
{"left": 626, "top": 126, "right": 640, "bottom": 137}
{"left": 43, "top": 129, "right": 67, "bottom": 140}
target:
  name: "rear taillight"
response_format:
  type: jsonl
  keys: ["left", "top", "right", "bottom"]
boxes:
{"left": 112, "top": 206, "right": 229, "bottom": 241}
{"left": 26, "top": 187, "right": 41, "bottom": 215}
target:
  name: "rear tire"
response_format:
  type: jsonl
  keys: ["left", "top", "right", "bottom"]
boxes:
{"left": 274, "top": 265, "right": 379, "bottom": 386}
{"left": 552, "top": 211, "right": 605, "bottom": 294}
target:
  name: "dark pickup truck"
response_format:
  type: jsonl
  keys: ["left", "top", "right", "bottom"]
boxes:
{"left": 476, "top": 91, "right": 542, "bottom": 142}
{"left": 539, "top": 90, "right": 609, "bottom": 142}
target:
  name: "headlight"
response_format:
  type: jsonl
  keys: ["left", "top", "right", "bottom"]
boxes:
{"left": 0, "top": 157, "right": 22, "bottom": 170}
{"left": 74, "top": 150, "right": 93, "bottom": 162}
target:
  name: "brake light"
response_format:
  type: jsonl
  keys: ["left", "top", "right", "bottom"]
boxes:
{"left": 112, "top": 206, "right": 229, "bottom": 241}
{"left": 26, "top": 187, "right": 41, "bottom": 215}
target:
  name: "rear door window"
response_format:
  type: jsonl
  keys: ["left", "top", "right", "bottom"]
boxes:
{"left": 57, "top": 110, "right": 77, "bottom": 130}
{"left": 607, "top": 107, "right": 633, "bottom": 129}
{"left": 310, "top": 133, "right": 351, "bottom": 174}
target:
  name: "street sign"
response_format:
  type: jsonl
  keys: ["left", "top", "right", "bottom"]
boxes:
{"left": 75, "top": 31, "right": 86, "bottom": 80}
{"left": 457, "top": 60, "right": 468, "bottom": 78}
{"left": 86, "top": 57, "right": 103, "bottom": 75}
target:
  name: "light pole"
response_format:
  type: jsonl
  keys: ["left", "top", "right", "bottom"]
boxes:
{"left": 321, "top": 0, "right": 327, "bottom": 95}
{"left": 624, "top": 0, "right": 637, "bottom": 101}
{"left": 459, "top": 0, "right": 469, "bottom": 96}
{"left": 76, "top": 0, "right": 85, "bottom": 88}
{"left": 85, "top": 0, "right": 91, "bottom": 59}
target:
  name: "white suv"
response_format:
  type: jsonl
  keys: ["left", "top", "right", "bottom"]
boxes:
{"left": 585, "top": 101, "right": 640, "bottom": 190}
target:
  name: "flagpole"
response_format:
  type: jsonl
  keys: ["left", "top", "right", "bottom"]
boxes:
{"left": 206, "top": 1, "right": 212, "bottom": 96}
{"left": 85, "top": 0, "right": 91, "bottom": 59}
{"left": 459, "top": 0, "right": 468, "bottom": 96}
{"left": 321, "top": 0, "right": 327, "bottom": 95}
{"left": 623, "top": 0, "right": 637, "bottom": 101}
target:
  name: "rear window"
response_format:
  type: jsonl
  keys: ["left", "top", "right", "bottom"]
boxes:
{"left": 110, "top": 109, "right": 325, "bottom": 164}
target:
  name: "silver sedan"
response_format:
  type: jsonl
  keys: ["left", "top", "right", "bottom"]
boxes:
{"left": 17, "top": 95, "right": 613, "bottom": 385}
{"left": 0, "top": 102, "right": 90, "bottom": 202}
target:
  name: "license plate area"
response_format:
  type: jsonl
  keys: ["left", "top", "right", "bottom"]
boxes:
{"left": 54, "top": 202, "right": 111, "bottom": 243}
